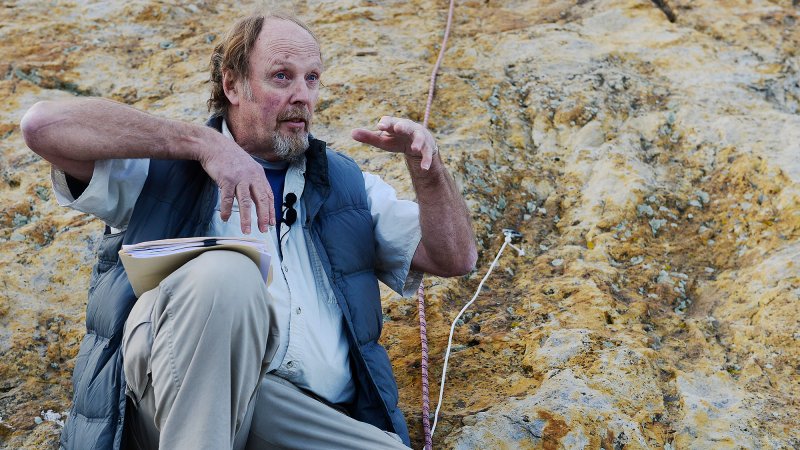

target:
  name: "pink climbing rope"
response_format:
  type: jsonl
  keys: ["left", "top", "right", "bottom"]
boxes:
{"left": 417, "top": 284, "right": 433, "bottom": 450}
{"left": 419, "top": 1, "right": 456, "bottom": 449}
{"left": 422, "top": 0, "right": 456, "bottom": 128}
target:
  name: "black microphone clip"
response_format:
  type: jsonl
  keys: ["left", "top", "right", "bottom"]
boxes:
{"left": 282, "top": 193, "right": 297, "bottom": 226}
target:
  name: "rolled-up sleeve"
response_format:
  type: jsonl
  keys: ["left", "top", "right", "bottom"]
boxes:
{"left": 363, "top": 172, "right": 422, "bottom": 297}
{"left": 51, "top": 158, "right": 149, "bottom": 230}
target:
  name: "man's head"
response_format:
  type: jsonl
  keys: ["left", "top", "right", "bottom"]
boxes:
{"left": 208, "top": 12, "right": 323, "bottom": 162}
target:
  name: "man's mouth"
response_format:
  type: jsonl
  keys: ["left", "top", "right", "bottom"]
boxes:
{"left": 282, "top": 118, "right": 307, "bottom": 126}
{"left": 277, "top": 108, "right": 311, "bottom": 131}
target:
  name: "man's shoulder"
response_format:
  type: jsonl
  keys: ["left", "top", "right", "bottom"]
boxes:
{"left": 325, "top": 147, "right": 359, "bottom": 169}
{"left": 307, "top": 137, "right": 362, "bottom": 178}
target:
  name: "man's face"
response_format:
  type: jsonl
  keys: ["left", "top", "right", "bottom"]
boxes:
{"left": 226, "top": 19, "right": 322, "bottom": 162}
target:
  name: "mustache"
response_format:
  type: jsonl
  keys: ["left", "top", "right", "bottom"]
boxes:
{"left": 277, "top": 107, "right": 311, "bottom": 124}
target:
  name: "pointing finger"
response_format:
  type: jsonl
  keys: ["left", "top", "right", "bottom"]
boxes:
{"left": 351, "top": 128, "right": 400, "bottom": 153}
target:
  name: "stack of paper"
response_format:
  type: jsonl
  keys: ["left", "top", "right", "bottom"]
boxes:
{"left": 119, "top": 237, "right": 272, "bottom": 297}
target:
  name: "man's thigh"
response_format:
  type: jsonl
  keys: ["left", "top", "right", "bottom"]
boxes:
{"left": 246, "top": 374, "right": 408, "bottom": 449}
{"left": 122, "top": 250, "right": 277, "bottom": 450}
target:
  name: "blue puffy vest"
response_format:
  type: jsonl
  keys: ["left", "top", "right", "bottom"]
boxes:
{"left": 59, "top": 117, "right": 410, "bottom": 449}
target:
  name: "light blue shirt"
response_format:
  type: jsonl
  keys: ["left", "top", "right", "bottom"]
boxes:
{"left": 51, "top": 123, "right": 422, "bottom": 404}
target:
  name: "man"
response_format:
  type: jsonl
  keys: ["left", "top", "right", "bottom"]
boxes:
{"left": 21, "top": 11, "right": 476, "bottom": 450}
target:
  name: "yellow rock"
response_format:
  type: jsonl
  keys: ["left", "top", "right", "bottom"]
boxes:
{"left": 2, "top": 0, "right": 799, "bottom": 448}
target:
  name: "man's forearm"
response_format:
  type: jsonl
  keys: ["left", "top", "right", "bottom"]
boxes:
{"left": 21, "top": 98, "right": 221, "bottom": 182}
{"left": 407, "top": 153, "right": 477, "bottom": 277}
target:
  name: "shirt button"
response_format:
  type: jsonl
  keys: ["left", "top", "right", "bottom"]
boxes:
{"left": 282, "top": 264, "right": 289, "bottom": 273}
{"left": 296, "top": 307, "right": 302, "bottom": 315}
{"left": 286, "top": 361, "right": 294, "bottom": 368}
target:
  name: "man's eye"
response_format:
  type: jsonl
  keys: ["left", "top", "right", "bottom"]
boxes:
{"left": 275, "top": 73, "right": 288, "bottom": 80}
{"left": 307, "top": 73, "right": 319, "bottom": 82}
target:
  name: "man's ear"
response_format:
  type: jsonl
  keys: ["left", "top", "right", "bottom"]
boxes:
{"left": 222, "top": 69, "right": 240, "bottom": 106}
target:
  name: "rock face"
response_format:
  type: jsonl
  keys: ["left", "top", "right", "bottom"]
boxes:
{"left": 1, "top": 0, "right": 798, "bottom": 448}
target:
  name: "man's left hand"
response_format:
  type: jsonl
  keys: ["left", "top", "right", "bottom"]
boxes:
{"left": 351, "top": 116, "right": 438, "bottom": 170}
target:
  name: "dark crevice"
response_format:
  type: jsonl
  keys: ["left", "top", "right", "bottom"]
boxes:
{"left": 651, "top": 0, "right": 677, "bottom": 22}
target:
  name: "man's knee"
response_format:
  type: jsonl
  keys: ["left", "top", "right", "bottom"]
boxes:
{"left": 160, "top": 250, "right": 269, "bottom": 320}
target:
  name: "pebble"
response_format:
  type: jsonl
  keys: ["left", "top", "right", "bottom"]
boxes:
{"left": 42, "top": 410, "right": 63, "bottom": 425}
{"left": 657, "top": 271, "right": 673, "bottom": 285}
{"left": 704, "top": 267, "right": 715, "bottom": 273}
{"left": 649, "top": 218, "right": 667, "bottom": 236}
{"left": 12, "top": 213, "right": 29, "bottom": 227}
{"left": 637, "top": 204, "right": 655, "bottom": 217}
{"left": 688, "top": 199, "right": 702, "bottom": 208}
{"left": 551, "top": 258, "right": 564, "bottom": 267}
{"left": 34, "top": 417, "right": 43, "bottom": 425}
{"left": 160, "top": 41, "right": 174, "bottom": 49}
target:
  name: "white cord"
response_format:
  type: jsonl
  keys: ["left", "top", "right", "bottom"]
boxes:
{"left": 430, "top": 234, "right": 522, "bottom": 437}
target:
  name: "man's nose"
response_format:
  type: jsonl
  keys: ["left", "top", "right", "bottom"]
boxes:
{"left": 290, "top": 79, "right": 313, "bottom": 105}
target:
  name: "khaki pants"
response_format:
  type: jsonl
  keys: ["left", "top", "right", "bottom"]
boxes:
{"left": 121, "top": 250, "right": 407, "bottom": 450}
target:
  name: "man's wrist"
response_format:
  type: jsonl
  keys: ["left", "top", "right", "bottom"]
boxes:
{"left": 171, "top": 121, "right": 218, "bottom": 163}
{"left": 405, "top": 153, "right": 446, "bottom": 179}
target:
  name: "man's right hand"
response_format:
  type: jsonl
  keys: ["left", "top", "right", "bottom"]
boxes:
{"left": 21, "top": 98, "right": 276, "bottom": 235}
{"left": 197, "top": 140, "right": 275, "bottom": 234}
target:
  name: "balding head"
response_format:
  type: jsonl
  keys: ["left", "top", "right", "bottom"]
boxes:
{"left": 208, "top": 12, "right": 321, "bottom": 116}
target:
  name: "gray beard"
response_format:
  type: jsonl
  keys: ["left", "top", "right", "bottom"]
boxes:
{"left": 272, "top": 130, "right": 309, "bottom": 164}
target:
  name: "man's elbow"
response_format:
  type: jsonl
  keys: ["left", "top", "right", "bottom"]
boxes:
{"left": 20, "top": 101, "right": 55, "bottom": 156}
{"left": 454, "top": 247, "right": 478, "bottom": 276}
{"left": 438, "top": 247, "right": 478, "bottom": 278}
{"left": 414, "top": 243, "right": 478, "bottom": 277}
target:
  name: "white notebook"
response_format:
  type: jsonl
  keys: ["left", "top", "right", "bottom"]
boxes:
{"left": 119, "top": 236, "right": 272, "bottom": 297}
